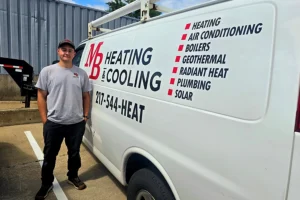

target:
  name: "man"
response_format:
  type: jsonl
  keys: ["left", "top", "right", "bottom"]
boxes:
{"left": 35, "top": 39, "right": 91, "bottom": 200}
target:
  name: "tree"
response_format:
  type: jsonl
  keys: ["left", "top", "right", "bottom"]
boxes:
{"left": 106, "top": 0, "right": 162, "bottom": 19}
{"left": 106, "top": 0, "right": 126, "bottom": 12}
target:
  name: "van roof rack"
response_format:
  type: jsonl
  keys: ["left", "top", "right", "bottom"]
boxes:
{"left": 88, "top": 0, "right": 173, "bottom": 39}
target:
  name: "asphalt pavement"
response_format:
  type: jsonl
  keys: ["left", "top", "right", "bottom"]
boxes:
{"left": 0, "top": 123, "right": 126, "bottom": 200}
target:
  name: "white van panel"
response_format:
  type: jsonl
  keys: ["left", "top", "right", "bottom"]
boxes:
{"left": 81, "top": 3, "right": 275, "bottom": 121}
{"left": 80, "top": 0, "right": 300, "bottom": 199}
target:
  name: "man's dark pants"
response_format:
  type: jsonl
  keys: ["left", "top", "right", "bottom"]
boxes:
{"left": 41, "top": 120, "right": 86, "bottom": 186}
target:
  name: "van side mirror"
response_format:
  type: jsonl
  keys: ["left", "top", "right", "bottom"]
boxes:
{"left": 52, "top": 60, "right": 59, "bottom": 64}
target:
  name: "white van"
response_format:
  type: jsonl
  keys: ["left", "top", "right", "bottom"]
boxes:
{"left": 71, "top": 0, "right": 300, "bottom": 199}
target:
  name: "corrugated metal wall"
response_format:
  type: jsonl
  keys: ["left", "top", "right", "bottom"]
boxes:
{"left": 0, "top": 0, "right": 138, "bottom": 74}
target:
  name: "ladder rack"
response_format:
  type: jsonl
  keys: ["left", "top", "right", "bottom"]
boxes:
{"left": 88, "top": 0, "right": 173, "bottom": 39}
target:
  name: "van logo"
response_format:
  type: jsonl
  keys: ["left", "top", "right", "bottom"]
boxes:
{"left": 84, "top": 42, "right": 104, "bottom": 80}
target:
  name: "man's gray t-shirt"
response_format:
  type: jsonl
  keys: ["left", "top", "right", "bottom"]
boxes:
{"left": 35, "top": 64, "right": 91, "bottom": 125}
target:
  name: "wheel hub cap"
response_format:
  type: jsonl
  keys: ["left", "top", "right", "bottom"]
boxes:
{"left": 136, "top": 189, "right": 155, "bottom": 200}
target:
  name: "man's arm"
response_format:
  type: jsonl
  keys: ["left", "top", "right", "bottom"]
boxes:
{"left": 83, "top": 91, "right": 90, "bottom": 121}
{"left": 37, "top": 89, "right": 48, "bottom": 124}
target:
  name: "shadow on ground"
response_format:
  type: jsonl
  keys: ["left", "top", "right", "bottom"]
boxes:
{"left": 0, "top": 142, "right": 57, "bottom": 200}
{"left": 80, "top": 143, "right": 127, "bottom": 196}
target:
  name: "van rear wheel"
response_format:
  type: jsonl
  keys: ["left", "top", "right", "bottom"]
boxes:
{"left": 127, "top": 168, "right": 175, "bottom": 200}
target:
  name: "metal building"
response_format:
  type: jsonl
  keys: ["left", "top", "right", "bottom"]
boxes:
{"left": 0, "top": 0, "right": 138, "bottom": 74}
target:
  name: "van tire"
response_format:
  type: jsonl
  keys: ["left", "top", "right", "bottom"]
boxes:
{"left": 127, "top": 167, "right": 175, "bottom": 200}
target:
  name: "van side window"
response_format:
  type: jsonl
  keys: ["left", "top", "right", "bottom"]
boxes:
{"left": 72, "top": 44, "right": 86, "bottom": 67}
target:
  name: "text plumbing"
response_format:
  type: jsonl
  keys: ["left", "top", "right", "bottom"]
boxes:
{"left": 84, "top": 42, "right": 162, "bottom": 92}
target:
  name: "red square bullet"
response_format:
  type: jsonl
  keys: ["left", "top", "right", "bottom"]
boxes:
{"left": 185, "top": 23, "right": 191, "bottom": 30}
{"left": 168, "top": 89, "right": 173, "bottom": 96}
{"left": 175, "top": 56, "right": 181, "bottom": 62}
{"left": 170, "top": 78, "right": 175, "bottom": 85}
{"left": 178, "top": 45, "right": 184, "bottom": 51}
{"left": 172, "top": 67, "right": 178, "bottom": 73}
{"left": 181, "top": 34, "right": 187, "bottom": 40}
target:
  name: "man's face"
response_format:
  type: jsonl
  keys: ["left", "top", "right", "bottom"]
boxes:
{"left": 57, "top": 45, "right": 75, "bottom": 62}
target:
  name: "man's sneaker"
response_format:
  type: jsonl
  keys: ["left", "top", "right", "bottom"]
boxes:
{"left": 35, "top": 184, "right": 53, "bottom": 200}
{"left": 67, "top": 177, "right": 87, "bottom": 190}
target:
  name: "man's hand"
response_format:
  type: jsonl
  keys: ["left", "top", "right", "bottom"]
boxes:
{"left": 83, "top": 91, "right": 90, "bottom": 122}
{"left": 83, "top": 116, "right": 88, "bottom": 122}
{"left": 37, "top": 89, "right": 48, "bottom": 124}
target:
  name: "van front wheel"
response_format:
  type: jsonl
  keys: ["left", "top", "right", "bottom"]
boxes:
{"left": 127, "top": 168, "right": 175, "bottom": 200}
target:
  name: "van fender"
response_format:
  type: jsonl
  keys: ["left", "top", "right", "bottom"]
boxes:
{"left": 121, "top": 147, "right": 180, "bottom": 200}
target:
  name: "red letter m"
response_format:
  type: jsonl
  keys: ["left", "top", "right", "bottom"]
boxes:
{"left": 84, "top": 42, "right": 104, "bottom": 80}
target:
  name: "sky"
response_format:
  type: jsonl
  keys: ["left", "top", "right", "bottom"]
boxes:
{"left": 59, "top": 0, "right": 208, "bottom": 12}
